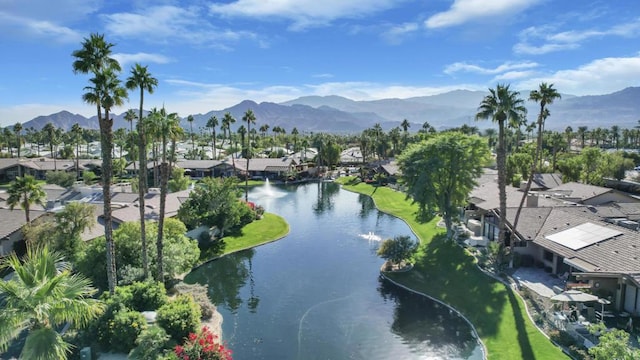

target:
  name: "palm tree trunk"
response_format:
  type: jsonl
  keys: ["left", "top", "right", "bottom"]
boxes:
{"left": 100, "top": 111, "right": 117, "bottom": 295}
{"left": 156, "top": 138, "right": 168, "bottom": 282}
{"left": 138, "top": 113, "right": 149, "bottom": 279}
{"left": 512, "top": 107, "right": 544, "bottom": 236}
{"left": 76, "top": 142, "right": 80, "bottom": 179}
{"left": 496, "top": 120, "right": 507, "bottom": 248}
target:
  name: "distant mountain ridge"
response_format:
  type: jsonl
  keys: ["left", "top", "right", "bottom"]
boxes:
{"left": 20, "top": 87, "right": 640, "bottom": 133}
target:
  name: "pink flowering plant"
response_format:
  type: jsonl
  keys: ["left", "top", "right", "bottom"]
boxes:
{"left": 175, "top": 326, "right": 232, "bottom": 360}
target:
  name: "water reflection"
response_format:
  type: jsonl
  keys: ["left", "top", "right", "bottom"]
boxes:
{"left": 312, "top": 181, "right": 340, "bottom": 214}
{"left": 377, "top": 278, "right": 479, "bottom": 359}
{"left": 186, "top": 183, "right": 481, "bottom": 359}
{"left": 185, "top": 249, "right": 255, "bottom": 314}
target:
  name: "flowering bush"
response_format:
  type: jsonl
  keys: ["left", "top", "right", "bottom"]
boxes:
{"left": 175, "top": 326, "right": 232, "bottom": 360}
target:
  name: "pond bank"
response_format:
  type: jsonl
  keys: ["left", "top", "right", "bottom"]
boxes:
{"left": 337, "top": 179, "right": 567, "bottom": 360}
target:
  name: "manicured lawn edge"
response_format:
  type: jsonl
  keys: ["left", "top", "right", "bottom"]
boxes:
{"left": 195, "top": 212, "right": 290, "bottom": 268}
{"left": 336, "top": 178, "right": 568, "bottom": 360}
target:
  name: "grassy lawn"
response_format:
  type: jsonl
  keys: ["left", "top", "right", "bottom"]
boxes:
{"left": 199, "top": 212, "right": 289, "bottom": 261}
{"left": 336, "top": 178, "right": 567, "bottom": 360}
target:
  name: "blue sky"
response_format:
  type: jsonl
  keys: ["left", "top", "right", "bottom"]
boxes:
{"left": 1, "top": 0, "right": 639, "bottom": 125}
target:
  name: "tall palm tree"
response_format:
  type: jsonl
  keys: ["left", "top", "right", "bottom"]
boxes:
{"left": 146, "top": 107, "right": 181, "bottom": 281}
{"left": 475, "top": 84, "right": 526, "bottom": 248}
{"left": 13, "top": 122, "right": 23, "bottom": 176}
{"left": 43, "top": 122, "right": 58, "bottom": 170}
{"left": 611, "top": 125, "right": 620, "bottom": 150}
{"left": 577, "top": 126, "right": 588, "bottom": 148}
{"left": 71, "top": 123, "right": 82, "bottom": 179}
{"left": 222, "top": 112, "right": 237, "bottom": 175}
{"left": 0, "top": 246, "right": 104, "bottom": 360}
{"left": 7, "top": 175, "right": 46, "bottom": 224}
{"left": 124, "top": 108, "right": 137, "bottom": 133}
{"left": 512, "top": 83, "right": 561, "bottom": 234}
{"left": 73, "top": 33, "right": 126, "bottom": 295}
{"left": 206, "top": 115, "right": 218, "bottom": 160}
{"left": 565, "top": 126, "right": 573, "bottom": 151}
{"left": 291, "top": 127, "right": 299, "bottom": 152}
{"left": 242, "top": 109, "right": 256, "bottom": 202}
{"left": 187, "top": 114, "right": 195, "bottom": 152}
{"left": 126, "top": 64, "right": 157, "bottom": 280}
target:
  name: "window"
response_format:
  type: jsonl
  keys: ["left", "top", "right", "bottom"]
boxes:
{"left": 543, "top": 250, "right": 554, "bottom": 262}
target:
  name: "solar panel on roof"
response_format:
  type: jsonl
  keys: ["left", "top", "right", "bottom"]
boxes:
{"left": 546, "top": 222, "right": 622, "bottom": 250}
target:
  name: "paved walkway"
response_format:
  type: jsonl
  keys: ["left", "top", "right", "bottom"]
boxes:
{"left": 513, "top": 267, "right": 565, "bottom": 298}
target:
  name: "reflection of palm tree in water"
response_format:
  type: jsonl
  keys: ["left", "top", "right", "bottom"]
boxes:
{"left": 247, "top": 256, "right": 259, "bottom": 313}
{"left": 313, "top": 181, "right": 340, "bottom": 214}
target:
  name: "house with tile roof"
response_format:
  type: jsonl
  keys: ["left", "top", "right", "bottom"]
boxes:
{"left": 465, "top": 169, "right": 640, "bottom": 314}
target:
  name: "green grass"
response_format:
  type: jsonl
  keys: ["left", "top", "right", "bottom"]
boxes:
{"left": 199, "top": 212, "right": 290, "bottom": 261}
{"left": 336, "top": 177, "right": 567, "bottom": 360}
{"left": 222, "top": 212, "right": 289, "bottom": 254}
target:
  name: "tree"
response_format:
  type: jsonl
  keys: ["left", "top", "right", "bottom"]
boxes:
{"left": 577, "top": 126, "right": 588, "bottom": 148}
{"left": 71, "top": 123, "right": 83, "bottom": 178}
{"left": 43, "top": 122, "right": 59, "bottom": 170}
{"left": 377, "top": 235, "right": 417, "bottom": 267}
{"left": 146, "top": 107, "right": 182, "bottom": 282}
{"left": 0, "top": 246, "right": 104, "bottom": 360}
{"left": 177, "top": 177, "right": 255, "bottom": 237}
{"left": 13, "top": 122, "right": 22, "bottom": 175}
{"left": 475, "top": 84, "right": 526, "bottom": 248}
{"left": 512, "top": 83, "right": 561, "bottom": 236}
{"left": 126, "top": 63, "right": 158, "bottom": 280}
{"left": 7, "top": 175, "right": 46, "bottom": 224}
{"left": 73, "top": 32, "right": 127, "bottom": 295}
{"left": 168, "top": 167, "right": 191, "bottom": 192}
{"left": 187, "top": 114, "right": 195, "bottom": 152}
{"left": 221, "top": 112, "right": 237, "bottom": 175}
{"left": 242, "top": 109, "right": 256, "bottom": 202}
{"left": 398, "top": 132, "right": 489, "bottom": 238}
{"left": 206, "top": 115, "right": 219, "bottom": 160}
{"left": 588, "top": 322, "right": 640, "bottom": 360}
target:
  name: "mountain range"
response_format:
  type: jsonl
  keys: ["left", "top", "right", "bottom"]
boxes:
{"left": 21, "top": 87, "right": 640, "bottom": 134}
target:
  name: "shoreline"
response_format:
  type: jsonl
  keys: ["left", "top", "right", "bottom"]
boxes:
{"left": 336, "top": 178, "right": 567, "bottom": 359}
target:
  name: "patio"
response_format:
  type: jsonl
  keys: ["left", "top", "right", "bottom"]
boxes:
{"left": 512, "top": 267, "right": 566, "bottom": 298}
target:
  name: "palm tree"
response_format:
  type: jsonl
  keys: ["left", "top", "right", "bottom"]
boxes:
{"left": 7, "top": 175, "right": 46, "bottom": 224}
{"left": 0, "top": 246, "right": 104, "bottom": 360}
{"left": 565, "top": 126, "right": 573, "bottom": 151}
{"left": 243, "top": 109, "right": 256, "bottom": 202}
{"left": 222, "top": 112, "right": 237, "bottom": 175}
{"left": 146, "top": 108, "right": 181, "bottom": 281}
{"left": 187, "top": 115, "right": 195, "bottom": 152}
{"left": 71, "top": 123, "right": 82, "bottom": 179}
{"left": 43, "top": 122, "right": 58, "bottom": 170}
{"left": 291, "top": 127, "right": 299, "bottom": 152}
{"left": 611, "top": 125, "right": 620, "bottom": 150}
{"left": 577, "top": 126, "right": 588, "bottom": 148}
{"left": 73, "top": 33, "right": 126, "bottom": 295}
{"left": 126, "top": 64, "right": 157, "bottom": 280}
{"left": 475, "top": 84, "right": 526, "bottom": 248}
{"left": 206, "top": 115, "right": 218, "bottom": 160}
{"left": 13, "top": 122, "right": 23, "bottom": 176}
{"left": 512, "top": 83, "right": 560, "bottom": 234}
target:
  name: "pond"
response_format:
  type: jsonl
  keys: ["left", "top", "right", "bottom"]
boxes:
{"left": 185, "top": 182, "right": 483, "bottom": 360}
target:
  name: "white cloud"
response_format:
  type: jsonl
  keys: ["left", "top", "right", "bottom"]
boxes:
{"left": 0, "top": 11, "right": 83, "bottom": 43}
{"left": 445, "top": 61, "right": 539, "bottom": 75}
{"left": 112, "top": 52, "right": 172, "bottom": 66}
{"left": 209, "top": 0, "right": 403, "bottom": 30}
{"left": 515, "top": 18, "right": 640, "bottom": 55}
{"left": 381, "top": 22, "right": 419, "bottom": 44}
{"left": 102, "top": 5, "right": 257, "bottom": 47}
{"left": 515, "top": 55, "right": 640, "bottom": 95}
{"left": 491, "top": 70, "right": 537, "bottom": 82}
{"left": 425, "top": 0, "right": 539, "bottom": 29}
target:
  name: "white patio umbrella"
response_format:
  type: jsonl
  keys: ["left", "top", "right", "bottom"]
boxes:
{"left": 550, "top": 290, "right": 599, "bottom": 303}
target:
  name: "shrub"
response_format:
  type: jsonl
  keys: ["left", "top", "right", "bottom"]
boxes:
{"left": 157, "top": 294, "right": 202, "bottom": 343}
{"left": 129, "top": 325, "right": 170, "bottom": 360}
{"left": 99, "top": 307, "right": 147, "bottom": 353}
{"left": 83, "top": 170, "right": 97, "bottom": 185}
{"left": 175, "top": 326, "right": 232, "bottom": 360}
{"left": 128, "top": 281, "right": 169, "bottom": 312}
{"left": 46, "top": 171, "right": 76, "bottom": 187}
{"left": 173, "top": 282, "right": 216, "bottom": 320}
{"left": 376, "top": 235, "right": 417, "bottom": 265}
